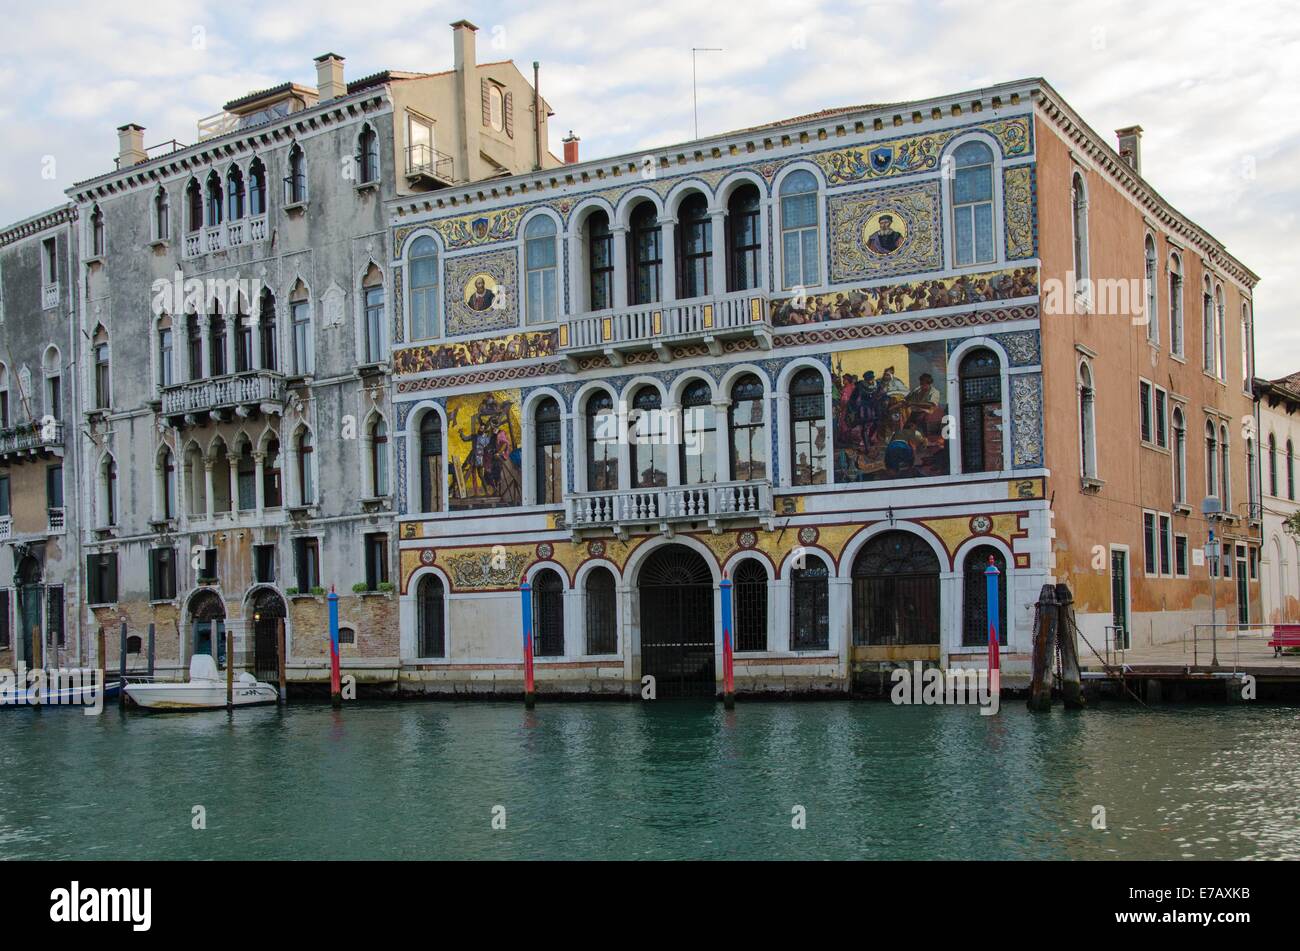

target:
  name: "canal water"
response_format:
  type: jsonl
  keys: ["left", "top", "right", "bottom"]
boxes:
{"left": 1, "top": 701, "right": 1297, "bottom": 860}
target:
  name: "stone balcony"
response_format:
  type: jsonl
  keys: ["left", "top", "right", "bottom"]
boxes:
{"left": 565, "top": 479, "right": 774, "bottom": 537}
{"left": 161, "top": 370, "right": 287, "bottom": 427}
{"left": 183, "top": 214, "right": 269, "bottom": 258}
{"left": 41, "top": 282, "right": 59, "bottom": 310}
{"left": 558, "top": 291, "right": 771, "bottom": 368}
{"left": 0, "top": 421, "right": 64, "bottom": 463}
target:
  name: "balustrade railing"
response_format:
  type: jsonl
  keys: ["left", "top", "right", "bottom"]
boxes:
{"left": 183, "top": 215, "right": 269, "bottom": 257}
{"left": 567, "top": 479, "right": 772, "bottom": 530}
{"left": 560, "top": 292, "right": 769, "bottom": 356}
{"left": 160, "top": 370, "right": 286, "bottom": 417}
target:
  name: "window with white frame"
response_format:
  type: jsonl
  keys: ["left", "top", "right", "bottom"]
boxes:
{"left": 361, "top": 264, "right": 384, "bottom": 363}
{"left": 1172, "top": 406, "right": 1187, "bottom": 505}
{"left": 1079, "top": 359, "right": 1098, "bottom": 480}
{"left": 1139, "top": 380, "right": 1153, "bottom": 444}
{"left": 524, "top": 216, "right": 558, "bottom": 324}
{"left": 1168, "top": 253, "right": 1184, "bottom": 356}
{"left": 1142, "top": 511, "right": 1157, "bottom": 575}
{"left": 779, "top": 170, "right": 819, "bottom": 289}
{"left": 1144, "top": 235, "right": 1158, "bottom": 344}
{"left": 408, "top": 236, "right": 440, "bottom": 340}
{"left": 952, "top": 141, "right": 996, "bottom": 266}
{"left": 289, "top": 282, "right": 312, "bottom": 375}
{"left": 1071, "top": 172, "right": 1088, "bottom": 289}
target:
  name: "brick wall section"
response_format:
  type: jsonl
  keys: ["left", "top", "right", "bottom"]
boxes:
{"left": 288, "top": 592, "right": 398, "bottom": 659}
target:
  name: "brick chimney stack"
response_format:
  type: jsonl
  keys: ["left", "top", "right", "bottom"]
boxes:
{"left": 1116, "top": 125, "right": 1143, "bottom": 175}
{"left": 315, "top": 53, "right": 346, "bottom": 102}
{"left": 117, "top": 123, "right": 146, "bottom": 167}
{"left": 451, "top": 20, "right": 480, "bottom": 183}
{"left": 563, "top": 130, "right": 580, "bottom": 164}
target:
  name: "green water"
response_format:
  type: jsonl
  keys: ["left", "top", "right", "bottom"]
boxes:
{"left": 1, "top": 701, "right": 1297, "bottom": 860}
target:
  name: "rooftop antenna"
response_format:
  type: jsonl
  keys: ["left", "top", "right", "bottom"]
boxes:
{"left": 691, "top": 47, "right": 723, "bottom": 139}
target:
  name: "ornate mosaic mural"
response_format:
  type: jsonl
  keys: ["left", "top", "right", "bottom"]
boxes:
{"left": 832, "top": 342, "right": 950, "bottom": 483}
{"left": 395, "top": 206, "right": 528, "bottom": 253}
{"left": 828, "top": 181, "right": 942, "bottom": 282}
{"left": 443, "top": 248, "right": 519, "bottom": 336}
{"left": 1002, "top": 165, "right": 1036, "bottom": 260}
{"left": 769, "top": 266, "right": 1038, "bottom": 326}
{"left": 393, "top": 330, "right": 557, "bottom": 375}
{"left": 1010, "top": 373, "right": 1045, "bottom": 468}
{"left": 813, "top": 117, "right": 1031, "bottom": 185}
{"left": 446, "top": 388, "right": 523, "bottom": 510}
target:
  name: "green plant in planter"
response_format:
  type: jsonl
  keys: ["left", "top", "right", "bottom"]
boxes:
{"left": 285, "top": 586, "right": 300, "bottom": 596}
{"left": 352, "top": 582, "right": 369, "bottom": 594}
{"left": 377, "top": 581, "right": 395, "bottom": 593}
{"left": 310, "top": 586, "right": 326, "bottom": 597}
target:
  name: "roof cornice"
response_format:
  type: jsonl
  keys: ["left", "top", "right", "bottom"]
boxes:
{"left": 0, "top": 203, "right": 77, "bottom": 247}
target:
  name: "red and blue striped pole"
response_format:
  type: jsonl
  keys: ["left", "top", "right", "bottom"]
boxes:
{"left": 520, "top": 582, "right": 535, "bottom": 708}
{"left": 721, "top": 573, "right": 735, "bottom": 709}
{"left": 985, "top": 555, "right": 1001, "bottom": 690}
{"left": 328, "top": 585, "right": 341, "bottom": 708}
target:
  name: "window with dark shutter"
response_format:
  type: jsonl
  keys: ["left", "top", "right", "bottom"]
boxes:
{"left": 47, "top": 586, "right": 64, "bottom": 647}
{"left": 0, "top": 590, "right": 10, "bottom": 649}
{"left": 503, "top": 91, "right": 513, "bottom": 137}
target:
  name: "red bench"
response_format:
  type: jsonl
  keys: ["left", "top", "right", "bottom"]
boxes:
{"left": 1269, "top": 624, "right": 1300, "bottom": 656}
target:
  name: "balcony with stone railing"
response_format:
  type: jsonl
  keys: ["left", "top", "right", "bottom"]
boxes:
{"left": 182, "top": 215, "right": 269, "bottom": 258}
{"left": 0, "top": 421, "right": 64, "bottom": 463}
{"left": 0, "top": 516, "right": 10, "bottom": 540}
{"left": 558, "top": 291, "right": 771, "bottom": 368}
{"left": 565, "top": 479, "right": 774, "bottom": 537}
{"left": 42, "top": 282, "right": 59, "bottom": 310}
{"left": 161, "top": 370, "right": 287, "bottom": 427}
{"left": 47, "top": 507, "right": 65, "bottom": 534}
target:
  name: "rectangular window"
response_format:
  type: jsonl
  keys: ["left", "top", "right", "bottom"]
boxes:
{"left": 46, "top": 464, "right": 63, "bottom": 510}
{"left": 1158, "top": 514, "right": 1172, "bottom": 576}
{"left": 1250, "top": 546, "right": 1259, "bottom": 580}
{"left": 1174, "top": 534, "right": 1188, "bottom": 577}
{"left": 291, "top": 301, "right": 311, "bottom": 375}
{"left": 0, "top": 590, "right": 9, "bottom": 649}
{"left": 1139, "top": 380, "right": 1152, "bottom": 443}
{"left": 46, "top": 374, "right": 61, "bottom": 420}
{"left": 1154, "top": 388, "right": 1168, "bottom": 448}
{"left": 1142, "top": 512, "right": 1157, "bottom": 575}
{"left": 87, "top": 552, "right": 119, "bottom": 605}
{"left": 364, "top": 533, "right": 389, "bottom": 590}
{"left": 364, "top": 287, "right": 384, "bottom": 362}
{"left": 199, "top": 547, "right": 218, "bottom": 582}
{"left": 149, "top": 547, "right": 177, "bottom": 601}
{"left": 42, "top": 237, "right": 57, "bottom": 285}
{"left": 407, "top": 114, "right": 434, "bottom": 173}
{"left": 295, "top": 537, "right": 320, "bottom": 591}
{"left": 0, "top": 474, "right": 9, "bottom": 517}
{"left": 254, "top": 544, "right": 276, "bottom": 584}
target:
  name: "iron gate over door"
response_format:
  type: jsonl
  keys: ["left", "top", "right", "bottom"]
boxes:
{"left": 638, "top": 545, "right": 715, "bottom": 698}
{"left": 251, "top": 589, "right": 285, "bottom": 683}
{"left": 851, "top": 531, "right": 941, "bottom": 645}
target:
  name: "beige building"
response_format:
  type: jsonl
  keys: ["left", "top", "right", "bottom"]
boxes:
{"left": 1255, "top": 373, "right": 1300, "bottom": 623}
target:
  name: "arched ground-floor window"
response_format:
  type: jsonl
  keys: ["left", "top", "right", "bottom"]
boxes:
{"left": 532, "top": 569, "right": 565, "bottom": 657}
{"left": 733, "top": 559, "right": 768, "bottom": 652}
{"left": 851, "top": 531, "right": 940, "bottom": 645}
{"left": 584, "top": 567, "right": 617, "bottom": 654}
{"left": 418, "top": 574, "right": 446, "bottom": 658}
{"left": 962, "top": 545, "right": 1007, "bottom": 647}
{"left": 791, "top": 555, "right": 830, "bottom": 651}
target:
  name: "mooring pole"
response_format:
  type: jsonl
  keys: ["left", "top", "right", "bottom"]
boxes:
{"left": 226, "top": 628, "right": 234, "bottom": 710}
{"left": 119, "top": 621, "right": 128, "bottom": 708}
{"left": 985, "top": 556, "right": 1001, "bottom": 697}
{"left": 328, "top": 586, "right": 341, "bottom": 708}
{"left": 277, "top": 617, "right": 287, "bottom": 704}
{"left": 147, "top": 623, "right": 155, "bottom": 679}
{"left": 1055, "top": 584, "right": 1085, "bottom": 709}
{"left": 96, "top": 625, "right": 105, "bottom": 686}
{"left": 721, "top": 574, "right": 735, "bottom": 709}
{"left": 520, "top": 582, "right": 535, "bottom": 709}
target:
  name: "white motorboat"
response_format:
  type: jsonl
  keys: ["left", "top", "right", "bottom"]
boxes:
{"left": 125, "top": 654, "right": 278, "bottom": 711}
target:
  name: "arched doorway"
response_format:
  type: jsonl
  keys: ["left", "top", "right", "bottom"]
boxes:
{"left": 249, "top": 588, "right": 286, "bottom": 682}
{"left": 16, "top": 554, "right": 42, "bottom": 667}
{"left": 851, "top": 531, "right": 941, "bottom": 646}
{"left": 962, "top": 545, "right": 1007, "bottom": 647}
{"left": 189, "top": 590, "right": 227, "bottom": 668}
{"left": 638, "top": 545, "right": 715, "bottom": 698}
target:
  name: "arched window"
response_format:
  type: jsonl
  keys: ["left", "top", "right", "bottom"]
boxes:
{"left": 628, "top": 201, "right": 662, "bottom": 305}
{"left": 185, "top": 312, "right": 202, "bottom": 380}
{"left": 780, "top": 169, "right": 819, "bottom": 289}
{"left": 960, "top": 348, "right": 1002, "bottom": 473}
{"left": 264, "top": 438, "right": 282, "bottom": 508}
{"left": 953, "top": 141, "right": 995, "bottom": 266}
{"left": 1269, "top": 433, "right": 1278, "bottom": 497}
{"left": 851, "top": 531, "right": 940, "bottom": 645}
{"left": 209, "top": 306, "right": 227, "bottom": 376}
{"left": 226, "top": 165, "right": 245, "bottom": 221}
{"left": 417, "top": 575, "right": 446, "bottom": 658}
{"left": 1169, "top": 253, "right": 1184, "bottom": 356}
{"left": 532, "top": 569, "right": 564, "bottom": 657}
{"left": 1079, "top": 360, "right": 1097, "bottom": 479}
{"left": 186, "top": 179, "right": 202, "bottom": 233}
{"left": 791, "top": 554, "right": 830, "bottom": 651}
{"left": 789, "top": 368, "right": 827, "bottom": 486}
{"left": 729, "top": 373, "right": 767, "bottom": 481}
{"left": 357, "top": 124, "right": 379, "bottom": 184}
{"left": 1205, "top": 421, "right": 1218, "bottom": 498}
{"left": 101, "top": 456, "right": 118, "bottom": 526}
{"left": 185, "top": 444, "right": 205, "bottom": 515}
{"left": 43, "top": 346, "right": 62, "bottom": 420}
{"left": 236, "top": 443, "right": 255, "bottom": 510}
{"left": 419, "top": 411, "right": 443, "bottom": 512}
{"left": 586, "top": 210, "right": 614, "bottom": 311}
{"left": 362, "top": 264, "right": 384, "bottom": 362}
{"left": 370, "top": 417, "right": 389, "bottom": 497}
{"left": 676, "top": 192, "right": 712, "bottom": 299}
{"left": 1215, "top": 285, "right": 1227, "bottom": 380}
{"left": 1219, "top": 422, "right": 1231, "bottom": 508}
{"left": 585, "top": 391, "right": 618, "bottom": 491}
{"left": 90, "top": 205, "right": 105, "bottom": 257}
{"left": 160, "top": 448, "right": 176, "bottom": 519}
{"left": 258, "top": 289, "right": 277, "bottom": 371}
{"left": 93, "top": 327, "right": 111, "bottom": 409}
{"left": 962, "top": 546, "right": 1008, "bottom": 647}
{"left": 297, "top": 429, "right": 315, "bottom": 504}
{"left": 1288, "top": 440, "right": 1296, "bottom": 501}
{"left": 727, "top": 184, "right": 761, "bottom": 292}
{"left": 157, "top": 319, "right": 174, "bottom": 388}
{"left": 248, "top": 158, "right": 267, "bottom": 216}
{"left": 1241, "top": 303, "right": 1253, "bottom": 389}
{"left": 286, "top": 143, "right": 307, "bottom": 204}
{"left": 1144, "top": 235, "right": 1158, "bottom": 344}
{"left": 629, "top": 387, "right": 668, "bottom": 488}
{"left": 205, "top": 172, "right": 222, "bottom": 227}
{"left": 210, "top": 441, "right": 232, "bottom": 514}
{"left": 524, "top": 216, "right": 558, "bottom": 324}
{"left": 679, "top": 379, "right": 716, "bottom": 485}
{"left": 1202, "top": 277, "right": 1215, "bottom": 374}
{"left": 1071, "top": 172, "right": 1088, "bottom": 283}
{"left": 408, "top": 236, "right": 440, "bottom": 340}
{"left": 584, "top": 566, "right": 617, "bottom": 655}
{"left": 289, "top": 282, "right": 312, "bottom": 375}
{"left": 234, "top": 310, "right": 252, "bottom": 372}
{"left": 733, "top": 559, "right": 768, "bottom": 652}
{"left": 533, "top": 398, "right": 562, "bottom": 505}
{"left": 1172, "top": 406, "right": 1186, "bottom": 504}
{"left": 153, "top": 186, "right": 170, "bottom": 242}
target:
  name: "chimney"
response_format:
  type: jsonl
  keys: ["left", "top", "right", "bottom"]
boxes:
{"left": 117, "top": 123, "right": 146, "bottom": 167}
{"left": 451, "top": 20, "right": 479, "bottom": 183}
{"left": 563, "top": 130, "right": 580, "bottom": 165}
{"left": 314, "top": 53, "right": 346, "bottom": 102}
{"left": 1116, "top": 125, "right": 1143, "bottom": 175}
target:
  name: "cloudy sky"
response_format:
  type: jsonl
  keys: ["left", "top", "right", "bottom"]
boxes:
{"left": 2, "top": 0, "right": 1294, "bottom": 373}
